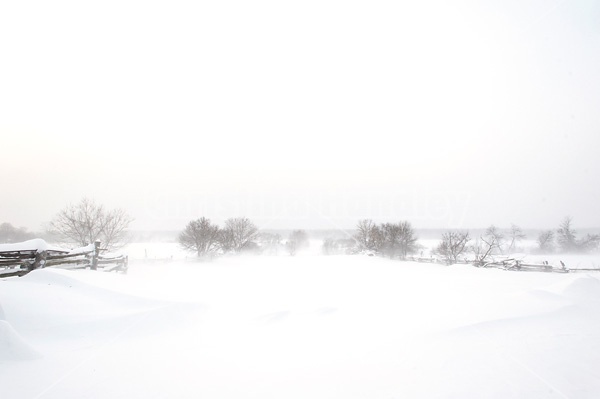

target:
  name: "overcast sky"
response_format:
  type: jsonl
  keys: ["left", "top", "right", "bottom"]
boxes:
{"left": 1, "top": 0, "right": 599, "bottom": 232}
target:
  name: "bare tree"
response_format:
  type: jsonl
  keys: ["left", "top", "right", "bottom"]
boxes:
{"left": 486, "top": 225, "right": 505, "bottom": 252}
{"left": 397, "top": 221, "right": 418, "bottom": 258}
{"left": 50, "top": 198, "right": 133, "bottom": 250}
{"left": 471, "top": 225, "right": 504, "bottom": 265}
{"left": 220, "top": 217, "right": 259, "bottom": 253}
{"left": 380, "top": 221, "right": 418, "bottom": 259}
{"left": 178, "top": 217, "right": 221, "bottom": 258}
{"left": 435, "top": 231, "right": 470, "bottom": 264}
{"left": 507, "top": 224, "right": 526, "bottom": 253}
{"left": 557, "top": 217, "right": 577, "bottom": 252}
{"left": 218, "top": 228, "right": 235, "bottom": 253}
{"left": 537, "top": 230, "right": 555, "bottom": 253}
{"left": 101, "top": 208, "right": 132, "bottom": 250}
{"left": 286, "top": 230, "right": 309, "bottom": 256}
{"left": 380, "top": 222, "right": 401, "bottom": 258}
{"left": 354, "top": 219, "right": 383, "bottom": 252}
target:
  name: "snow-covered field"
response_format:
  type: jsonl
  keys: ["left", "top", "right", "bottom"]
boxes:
{"left": 2, "top": 246, "right": 600, "bottom": 398}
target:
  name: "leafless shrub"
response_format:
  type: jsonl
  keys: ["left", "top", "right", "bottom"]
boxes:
{"left": 537, "top": 230, "right": 555, "bottom": 253}
{"left": 435, "top": 231, "right": 470, "bottom": 264}
{"left": 220, "top": 217, "right": 259, "bottom": 254}
{"left": 178, "top": 217, "right": 221, "bottom": 258}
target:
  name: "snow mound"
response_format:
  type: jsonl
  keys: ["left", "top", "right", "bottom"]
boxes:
{"left": 0, "top": 320, "right": 41, "bottom": 361}
{"left": 561, "top": 276, "right": 600, "bottom": 301}
{"left": 13, "top": 269, "right": 176, "bottom": 315}
{"left": 540, "top": 275, "right": 600, "bottom": 303}
{"left": 18, "top": 268, "right": 87, "bottom": 287}
{"left": 1, "top": 268, "right": 206, "bottom": 344}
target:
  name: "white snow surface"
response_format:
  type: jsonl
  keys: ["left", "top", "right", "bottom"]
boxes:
{"left": 1, "top": 248, "right": 600, "bottom": 398}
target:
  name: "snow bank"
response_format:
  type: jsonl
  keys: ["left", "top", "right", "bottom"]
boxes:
{"left": 542, "top": 274, "right": 600, "bottom": 302}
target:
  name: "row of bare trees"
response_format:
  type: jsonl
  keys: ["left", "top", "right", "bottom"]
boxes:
{"left": 9, "top": 198, "right": 599, "bottom": 264}
{"left": 42, "top": 199, "right": 310, "bottom": 258}
{"left": 434, "top": 218, "right": 600, "bottom": 265}
{"left": 351, "top": 220, "right": 529, "bottom": 262}
{"left": 537, "top": 217, "right": 600, "bottom": 254}
{"left": 350, "top": 217, "right": 599, "bottom": 265}
{"left": 435, "top": 226, "right": 507, "bottom": 265}
{"left": 0, "top": 223, "right": 36, "bottom": 243}
{"left": 178, "top": 218, "right": 312, "bottom": 258}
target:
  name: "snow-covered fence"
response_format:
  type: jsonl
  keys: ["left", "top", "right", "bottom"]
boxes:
{"left": 0, "top": 239, "right": 127, "bottom": 278}
{"left": 400, "top": 253, "right": 576, "bottom": 273}
{"left": 480, "top": 258, "right": 570, "bottom": 273}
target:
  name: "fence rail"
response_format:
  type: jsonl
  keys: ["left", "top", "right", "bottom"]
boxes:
{"left": 405, "top": 254, "right": 583, "bottom": 273}
{"left": 0, "top": 240, "right": 128, "bottom": 278}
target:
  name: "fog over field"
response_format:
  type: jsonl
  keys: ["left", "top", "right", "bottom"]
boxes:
{"left": 1, "top": 0, "right": 600, "bottom": 232}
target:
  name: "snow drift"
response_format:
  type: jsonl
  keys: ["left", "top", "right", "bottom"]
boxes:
{"left": 0, "top": 320, "right": 41, "bottom": 361}
{"left": 1, "top": 253, "right": 599, "bottom": 398}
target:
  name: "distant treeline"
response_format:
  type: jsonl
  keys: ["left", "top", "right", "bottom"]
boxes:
{"left": 174, "top": 216, "right": 599, "bottom": 261}
{"left": 0, "top": 223, "right": 36, "bottom": 243}
{"left": 2, "top": 198, "right": 599, "bottom": 265}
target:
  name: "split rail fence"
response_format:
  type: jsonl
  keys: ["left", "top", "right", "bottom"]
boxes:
{"left": 405, "top": 255, "right": 597, "bottom": 273}
{"left": 0, "top": 240, "right": 128, "bottom": 278}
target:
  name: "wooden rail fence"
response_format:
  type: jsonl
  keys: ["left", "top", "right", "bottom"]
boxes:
{"left": 0, "top": 240, "right": 128, "bottom": 278}
{"left": 406, "top": 255, "right": 590, "bottom": 273}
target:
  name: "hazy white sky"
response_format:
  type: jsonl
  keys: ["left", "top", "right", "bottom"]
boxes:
{"left": 1, "top": 0, "right": 599, "bottom": 231}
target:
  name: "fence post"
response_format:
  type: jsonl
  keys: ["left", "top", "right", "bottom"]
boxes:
{"left": 31, "top": 251, "right": 47, "bottom": 271}
{"left": 92, "top": 241, "right": 101, "bottom": 270}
